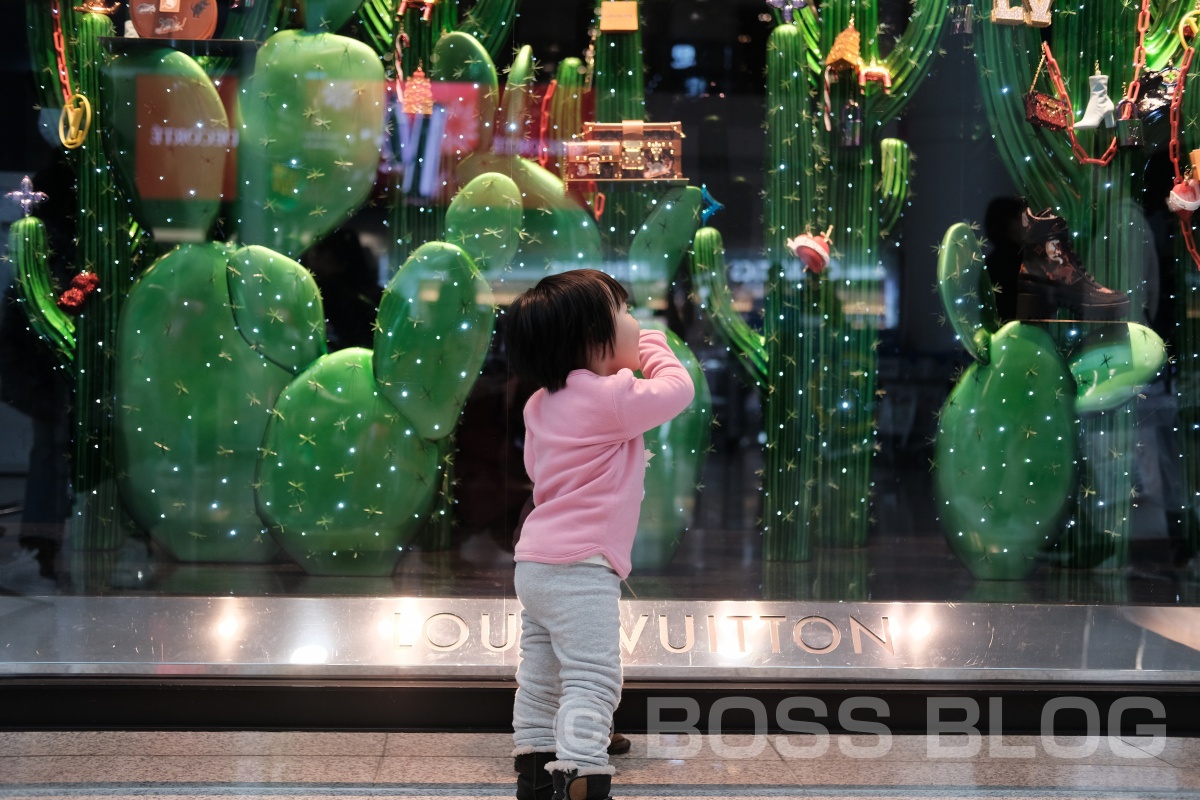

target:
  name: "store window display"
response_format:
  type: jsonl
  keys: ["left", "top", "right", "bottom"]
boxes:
{"left": 0, "top": 0, "right": 1198, "bottom": 697}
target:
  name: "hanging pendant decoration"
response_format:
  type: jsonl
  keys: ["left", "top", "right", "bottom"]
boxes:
{"left": 825, "top": 17, "right": 863, "bottom": 74}
{"left": 786, "top": 226, "right": 834, "bottom": 274}
{"left": 951, "top": 4, "right": 974, "bottom": 35}
{"left": 403, "top": 64, "right": 433, "bottom": 115}
{"left": 56, "top": 272, "right": 100, "bottom": 315}
{"left": 822, "top": 17, "right": 862, "bottom": 131}
{"left": 58, "top": 93, "right": 92, "bottom": 149}
{"left": 859, "top": 59, "right": 892, "bottom": 94}
{"left": 1023, "top": 53, "right": 1070, "bottom": 131}
{"left": 840, "top": 98, "right": 862, "bottom": 147}
{"left": 398, "top": 0, "right": 437, "bottom": 22}
{"left": 5, "top": 176, "right": 49, "bottom": 217}
{"left": 1074, "top": 68, "right": 1115, "bottom": 130}
{"left": 1115, "top": 97, "right": 1142, "bottom": 148}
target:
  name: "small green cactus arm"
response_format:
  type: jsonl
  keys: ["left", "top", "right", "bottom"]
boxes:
{"left": 443, "top": 172, "right": 523, "bottom": 277}
{"left": 937, "top": 222, "right": 998, "bottom": 365}
{"left": 543, "top": 57, "right": 586, "bottom": 176}
{"left": 495, "top": 45, "right": 536, "bottom": 157}
{"left": 373, "top": 241, "right": 496, "bottom": 441}
{"left": 228, "top": 245, "right": 329, "bottom": 375}
{"left": 1069, "top": 323, "right": 1167, "bottom": 414}
{"left": 627, "top": 185, "right": 702, "bottom": 308}
{"left": 8, "top": 217, "right": 75, "bottom": 366}
{"left": 430, "top": 31, "right": 500, "bottom": 151}
{"left": 689, "top": 226, "right": 767, "bottom": 388}
{"left": 878, "top": 138, "right": 911, "bottom": 238}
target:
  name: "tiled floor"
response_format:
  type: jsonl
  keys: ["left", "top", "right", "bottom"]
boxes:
{"left": 0, "top": 731, "right": 1197, "bottom": 799}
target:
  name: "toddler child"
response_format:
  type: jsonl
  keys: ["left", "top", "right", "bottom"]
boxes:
{"left": 504, "top": 269, "right": 695, "bottom": 800}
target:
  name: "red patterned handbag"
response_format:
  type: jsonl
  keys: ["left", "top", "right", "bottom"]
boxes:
{"left": 1024, "top": 55, "right": 1071, "bottom": 131}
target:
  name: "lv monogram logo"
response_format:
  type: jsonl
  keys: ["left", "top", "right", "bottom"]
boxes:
{"left": 990, "top": 0, "right": 1053, "bottom": 27}
{"left": 58, "top": 93, "right": 92, "bottom": 150}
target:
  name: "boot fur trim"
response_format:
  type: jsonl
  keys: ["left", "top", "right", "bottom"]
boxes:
{"left": 545, "top": 759, "right": 616, "bottom": 777}
{"left": 512, "top": 745, "right": 557, "bottom": 757}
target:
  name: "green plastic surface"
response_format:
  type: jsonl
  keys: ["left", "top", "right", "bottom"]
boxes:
{"left": 103, "top": 46, "right": 228, "bottom": 243}
{"left": 934, "top": 321, "right": 1078, "bottom": 580}
{"left": 937, "top": 222, "right": 998, "bottom": 366}
{"left": 116, "top": 243, "right": 301, "bottom": 563}
{"left": 374, "top": 242, "right": 496, "bottom": 441}
{"left": 256, "top": 347, "right": 440, "bottom": 576}
{"left": 633, "top": 324, "right": 712, "bottom": 570}
{"left": 236, "top": 29, "right": 386, "bottom": 258}
{"left": 1070, "top": 323, "right": 1168, "bottom": 414}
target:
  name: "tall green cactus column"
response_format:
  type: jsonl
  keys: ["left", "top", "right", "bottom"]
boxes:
{"left": 974, "top": 0, "right": 1187, "bottom": 568}
{"left": 694, "top": 3, "right": 946, "bottom": 561}
{"left": 71, "top": 11, "right": 130, "bottom": 550}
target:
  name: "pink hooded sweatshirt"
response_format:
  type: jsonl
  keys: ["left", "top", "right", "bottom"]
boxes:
{"left": 514, "top": 329, "right": 695, "bottom": 579}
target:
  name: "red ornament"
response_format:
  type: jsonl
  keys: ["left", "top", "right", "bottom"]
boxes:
{"left": 786, "top": 227, "right": 834, "bottom": 274}
{"left": 57, "top": 271, "right": 99, "bottom": 314}
{"left": 1168, "top": 178, "right": 1200, "bottom": 223}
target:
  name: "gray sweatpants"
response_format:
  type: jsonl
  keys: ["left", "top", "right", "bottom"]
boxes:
{"left": 512, "top": 560, "right": 622, "bottom": 775}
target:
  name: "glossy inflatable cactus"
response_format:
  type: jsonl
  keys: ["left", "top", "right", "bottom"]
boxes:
{"left": 934, "top": 224, "right": 1167, "bottom": 579}
{"left": 8, "top": 217, "right": 74, "bottom": 367}
{"left": 103, "top": 46, "right": 231, "bottom": 244}
{"left": 116, "top": 243, "right": 326, "bottom": 562}
{"left": 115, "top": 169, "right": 514, "bottom": 571}
{"left": 235, "top": 29, "right": 387, "bottom": 259}
{"left": 258, "top": 239, "right": 496, "bottom": 575}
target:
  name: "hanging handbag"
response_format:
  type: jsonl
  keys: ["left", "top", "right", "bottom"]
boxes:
{"left": 1024, "top": 54, "right": 1071, "bottom": 131}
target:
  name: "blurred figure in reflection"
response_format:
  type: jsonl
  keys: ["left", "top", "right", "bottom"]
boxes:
{"left": 0, "top": 159, "right": 75, "bottom": 579}
{"left": 300, "top": 227, "right": 383, "bottom": 351}
{"left": 983, "top": 196, "right": 1025, "bottom": 322}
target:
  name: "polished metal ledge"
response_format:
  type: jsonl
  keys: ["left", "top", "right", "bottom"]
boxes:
{"left": 1, "top": 596, "right": 1198, "bottom": 683}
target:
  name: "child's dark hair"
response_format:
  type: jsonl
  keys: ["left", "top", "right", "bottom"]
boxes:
{"left": 505, "top": 269, "right": 629, "bottom": 392}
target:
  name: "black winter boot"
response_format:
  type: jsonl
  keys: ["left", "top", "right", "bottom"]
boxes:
{"left": 551, "top": 769, "right": 613, "bottom": 800}
{"left": 514, "top": 752, "right": 555, "bottom": 800}
{"left": 1016, "top": 207, "right": 1129, "bottom": 321}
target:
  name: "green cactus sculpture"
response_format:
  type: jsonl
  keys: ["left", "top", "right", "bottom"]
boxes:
{"left": 115, "top": 170, "right": 513, "bottom": 572}
{"left": 692, "top": 2, "right": 948, "bottom": 561}
{"left": 973, "top": 0, "right": 1190, "bottom": 567}
{"left": 9, "top": 216, "right": 75, "bottom": 367}
{"left": 633, "top": 323, "right": 712, "bottom": 569}
{"left": 19, "top": 5, "right": 134, "bottom": 551}
{"left": 234, "top": 28, "right": 388, "bottom": 260}
{"left": 258, "top": 245, "right": 494, "bottom": 576}
{"left": 934, "top": 223, "right": 1166, "bottom": 579}
{"left": 115, "top": 243, "right": 326, "bottom": 563}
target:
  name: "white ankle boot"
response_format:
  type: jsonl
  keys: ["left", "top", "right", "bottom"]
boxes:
{"left": 1075, "top": 73, "right": 1115, "bottom": 130}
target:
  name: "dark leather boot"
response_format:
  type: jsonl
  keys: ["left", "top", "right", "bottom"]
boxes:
{"left": 551, "top": 769, "right": 613, "bottom": 800}
{"left": 1016, "top": 207, "right": 1129, "bottom": 321}
{"left": 607, "top": 733, "right": 630, "bottom": 755}
{"left": 514, "top": 752, "right": 555, "bottom": 800}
